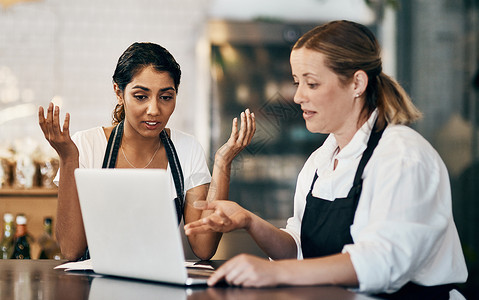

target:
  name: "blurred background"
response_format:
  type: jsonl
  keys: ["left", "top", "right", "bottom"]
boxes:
{"left": 0, "top": 0, "right": 478, "bottom": 297}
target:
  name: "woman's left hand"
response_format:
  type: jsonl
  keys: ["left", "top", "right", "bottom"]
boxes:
{"left": 208, "top": 254, "right": 284, "bottom": 287}
{"left": 185, "top": 200, "right": 252, "bottom": 235}
{"left": 215, "top": 108, "right": 255, "bottom": 165}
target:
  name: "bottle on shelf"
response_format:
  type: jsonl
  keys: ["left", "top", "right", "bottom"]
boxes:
{"left": 38, "top": 217, "right": 62, "bottom": 260}
{"left": 11, "top": 214, "right": 32, "bottom": 259}
{"left": 0, "top": 213, "right": 15, "bottom": 259}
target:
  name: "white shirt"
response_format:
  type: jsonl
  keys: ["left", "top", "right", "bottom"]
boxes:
{"left": 55, "top": 127, "right": 212, "bottom": 201}
{"left": 283, "top": 111, "right": 468, "bottom": 295}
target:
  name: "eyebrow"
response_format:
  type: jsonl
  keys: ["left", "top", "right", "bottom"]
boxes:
{"left": 291, "top": 73, "right": 316, "bottom": 79}
{"left": 131, "top": 85, "right": 176, "bottom": 92}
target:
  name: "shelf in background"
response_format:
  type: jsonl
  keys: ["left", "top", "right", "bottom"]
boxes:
{"left": 0, "top": 188, "right": 58, "bottom": 258}
{"left": 0, "top": 188, "right": 58, "bottom": 197}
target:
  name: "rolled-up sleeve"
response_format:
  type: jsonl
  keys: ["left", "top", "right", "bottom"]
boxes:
{"left": 344, "top": 149, "right": 454, "bottom": 293}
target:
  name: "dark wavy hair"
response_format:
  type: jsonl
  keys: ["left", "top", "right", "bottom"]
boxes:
{"left": 111, "top": 42, "right": 181, "bottom": 124}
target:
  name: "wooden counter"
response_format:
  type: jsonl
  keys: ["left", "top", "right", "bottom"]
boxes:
{"left": 0, "top": 260, "right": 379, "bottom": 300}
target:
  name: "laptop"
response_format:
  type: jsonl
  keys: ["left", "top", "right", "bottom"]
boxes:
{"left": 74, "top": 168, "right": 214, "bottom": 285}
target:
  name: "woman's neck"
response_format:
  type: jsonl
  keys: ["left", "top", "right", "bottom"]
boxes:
{"left": 334, "top": 113, "right": 369, "bottom": 152}
{"left": 122, "top": 125, "right": 161, "bottom": 153}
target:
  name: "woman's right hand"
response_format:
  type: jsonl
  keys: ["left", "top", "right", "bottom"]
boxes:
{"left": 38, "top": 102, "right": 79, "bottom": 160}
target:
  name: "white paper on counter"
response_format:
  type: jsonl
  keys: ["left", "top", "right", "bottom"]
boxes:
{"left": 184, "top": 261, "right": 214, "bottom": 270}
{"left": 54, "top": 259, "right": 93, "bottom": 271}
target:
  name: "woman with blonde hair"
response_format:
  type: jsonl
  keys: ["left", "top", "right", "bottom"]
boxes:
{"left": 185, "top": 20, "right": 468, "bottom": 299}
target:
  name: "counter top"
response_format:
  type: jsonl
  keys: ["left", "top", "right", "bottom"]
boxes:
{"left": 0, "top": 259, "right": 380, "bottom": 300}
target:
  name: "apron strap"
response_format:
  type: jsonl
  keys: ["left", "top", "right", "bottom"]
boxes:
{"left": 103, "top": 123, "right": 185, "bottom": 223}
{"left": 347, "top": 119, "right": 385, "bottom": 201}
{"left": 102, "top": 121, "right": 124, "bottom": 168}
{"left": 160, "top": 130, "right": 185, "bottom": 224}
{"left": 102, "top": 123, "right": 185, "bottom": 222}
{"left": 78, "top": 123, "right": 185, "bottom": 262}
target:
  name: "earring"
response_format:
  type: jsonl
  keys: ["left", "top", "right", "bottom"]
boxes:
{"left": 355, "top": 93, "right": 360, "bottom": 98}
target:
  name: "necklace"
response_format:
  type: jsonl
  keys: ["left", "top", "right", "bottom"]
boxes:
{"left": 121, "top": 142, "right": 161, "bottom": 169}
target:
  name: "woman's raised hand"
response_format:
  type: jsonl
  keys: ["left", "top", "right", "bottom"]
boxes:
{"left": 38, "top": 102, "right": 79, "bottom": 160}
{"left": 184, "top": 200, "right": 252, "bottom": 235}
{"left": 215, "top": 108, "right": 255, "bottom": 165}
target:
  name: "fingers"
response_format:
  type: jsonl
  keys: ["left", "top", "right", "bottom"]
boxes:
{"left": 193, "top": 200, "right": 213, "bottom": 210}
{"left": 228, "top": 117, "right": 239, "bottom": 142}
{"left": 245, "top": 109, "right": 255, "bottom": 145}
{"left": 63, "top": 113, "right": 71, "bottom": 135}
{"left": 207, "top": 255, "right": 255, "bottom": 287}
{"left": 43, "top": 102, "right": 55, "bottom": 140}
{"left": 228, "top": 268, "right": 251, "bottom": 286}
{"left": 184, "top": 221, "right": 211, "bottom": 235}
{"left": 184, "top": 201, "right": 216, "bottom": 234}
{"left": 208, "top": 262, "right": 229, "bottom": 286}
{"left": 239, "top": 109, "right": 255, "bottom": 146}
{"left": 236, "top": 111, "right": 247, "bottom": 144}
{"left": 52, "top": 104, "right": 67, "bottom": 138}
{"left": 205, "top": 210, "right": 232, "bottom": 229}
{"left": 185, "top": 200, "right": 236, "bottom": 234}
{"left": 40, "top": 102, "right": 72, "bottom": 139}
{"left": 184, "top": 212, "right": 229, "bottom": 235}
{"left": 184, "top": 216, "right": 225, "bottom": 235}
{"left": 38, "top": 106, "right": 47, "bottom": 135}
{"left": 46, "top": 102, "right": 54, "bottom": 128}
{"left": 249, "top": 111, "right": 256, "bottom": 139}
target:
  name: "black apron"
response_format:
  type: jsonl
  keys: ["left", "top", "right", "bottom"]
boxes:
{"left": 300, "top": 121, "right": 456, "bottom": 299}
{"left": 79, "top": 121, "right": 185, "bottom": 261}
{"left": 300, "top": 121, "right": 384, "bottom": 258}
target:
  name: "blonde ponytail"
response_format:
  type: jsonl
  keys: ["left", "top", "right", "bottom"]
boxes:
{"left": 375, "top": 73, "right": 422, "bottom": 128}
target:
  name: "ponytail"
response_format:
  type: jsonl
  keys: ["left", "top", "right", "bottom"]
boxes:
{"left": 374, "top": 73, "right": 422, "bottom": 129}
{"left": 294, "top": 20, "right": 423, "bottom": 131}
{"left": 112, "top": 103, "right": 125, "bottom": 125}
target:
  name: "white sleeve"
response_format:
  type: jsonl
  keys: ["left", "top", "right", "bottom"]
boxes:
{"left": 52, "top": 131, "right": 84, "bottom": 185}
{"left": 180, "top": 135, "right": 211, "bottom": 192}
{"left": 343, "top": 151, "right": 451, "bottom": 293}
{"left": 53, "top": 128, "right": 106, "bottom": 185}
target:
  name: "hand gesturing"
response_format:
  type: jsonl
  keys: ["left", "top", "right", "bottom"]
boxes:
{"left": 184, "top": 200, "right": 251, "bottom": 235}
{"left": 38, "top": 102, "right": 79, "bottom": 160}
{"left": 215, "top": 108, "right": 255, "bottom": 165}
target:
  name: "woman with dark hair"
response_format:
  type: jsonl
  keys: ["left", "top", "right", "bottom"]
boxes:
{"left": 38, "top": 42, "right": 255, "bottom": 262}
{"left": 185, "top": 21, "right": 467, "bottom": 299}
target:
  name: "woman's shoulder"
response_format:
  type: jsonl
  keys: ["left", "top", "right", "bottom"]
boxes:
{"left": 168, "top": 128, "right": 200, "bottom": 146}
{"left": 71, "top": 126, "right": 108, "bottom": 147}
{"left": 72, "top": 126, "right": 106, "bottom": 139}
{"left": 382, "top": 124, "right": 430, "bottom": 149}
{"left": 71, "top": 126, "right": 109, "bottom": 168}
{"left": 377, "top": 124, "right": 441, "bottom": 164}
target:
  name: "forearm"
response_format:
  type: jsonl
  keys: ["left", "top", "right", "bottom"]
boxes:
{"left": 185, "top": 183, "right": 222, "bottom": 260}
{"left": 276, "top": 253, "right": 359, "bottom": 287}
{"left": 187, "top": 156, "right": 232, "bottom": 259}
{"left": 186, "top": 229, "right": 221, "bottom": 260}
{"left": 246, "top": 213, "right": 298, "bottom": 260}
{"left": 55, "top": 159, "right": 87, "bottom": 261}
{"left": 207, "top": 154, "right": 232, "bottom": 202}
